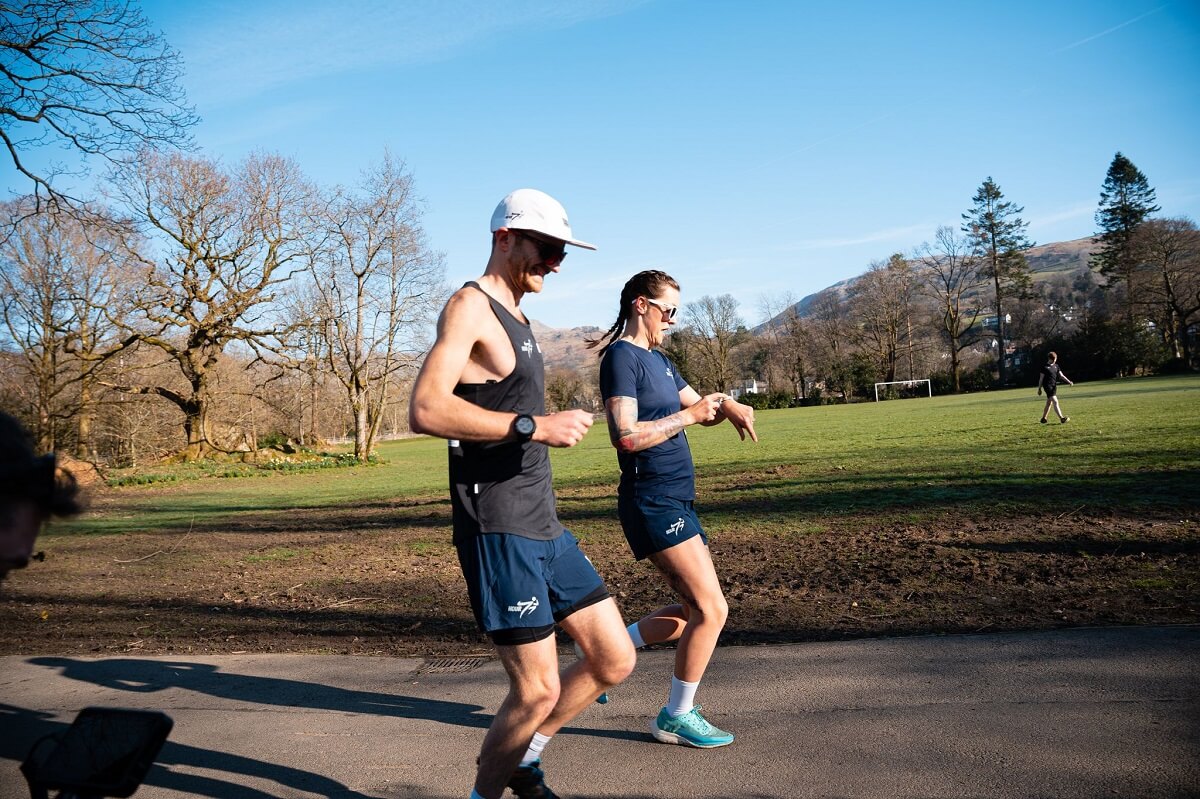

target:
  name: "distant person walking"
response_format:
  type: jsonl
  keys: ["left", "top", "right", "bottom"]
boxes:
{"left": 586, "top": 269, "right": 757, "bottom": 749}
{"left": 409, "top": 189, "right": 634, "bottom": 799}
{"left": 1037, "top": 351, "right": 1074, "bottom": 424}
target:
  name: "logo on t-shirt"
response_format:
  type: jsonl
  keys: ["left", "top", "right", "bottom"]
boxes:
{"left": 666, "top": 367, "right": 673, "bottom": 377}
{"left": 508, "top": 596, "right": 540, "bottom": 618}
{"left": 665, "top": 517, "right": 685, "bottom": 536}
{"left": 521, "top": 339, "right": 534, "bottom": 357}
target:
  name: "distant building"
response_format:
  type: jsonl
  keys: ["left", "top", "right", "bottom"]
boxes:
{"left": 730, "top": 378, "right": 767, "bottom": 399}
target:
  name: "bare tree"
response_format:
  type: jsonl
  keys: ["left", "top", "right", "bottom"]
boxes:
{"left": 105, "top": 151, "right": 314, "bottom": 460}
{"left": 807, "top": 288, "right": 856, "bottom": 401}
{"left": 755, "top": 290, "right": 799, "bottom": 393}
{"left": 0, "top": 0, "right": 197, "bottom": 214}
{"left": 0, "top": 199, "right": 129, "bottom": 452}
{"left": 768, "top": 304, "right": 816, "bottom": 400}
{"left": 851, "top": 253, "right": 916, "bottom": 383}
{"left": 545, "top": 366, "right": 598, "bottom": 413}
{"left": 270, "top": 290, "right": 336, "bottom": 446}
{"left": 682, "top": 294, "right": 744, "bottom": 393}
{"left": 308, "top": 154, "right": 445, "bottom": 460}
{"left": 916, "top": 226, "right": 986, "bottom": 392}
{"left": 1130, "top": 217, "right": 1200, "bottom": 365}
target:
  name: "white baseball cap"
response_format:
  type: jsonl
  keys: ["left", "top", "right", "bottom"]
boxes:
{"left": 490, "top": 188, "right": 597, "bottom": 250}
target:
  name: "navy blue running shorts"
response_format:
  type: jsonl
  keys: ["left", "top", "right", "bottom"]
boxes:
{"left": 617, "top": 494, "right": 707, "bottom": 560}
{"left": 456, "top": 529, "right": 609, "bottom": 645}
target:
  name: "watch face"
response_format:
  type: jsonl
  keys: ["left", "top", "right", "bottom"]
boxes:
{"left": 515, "top": 415, "right": 535, "bottom": 436}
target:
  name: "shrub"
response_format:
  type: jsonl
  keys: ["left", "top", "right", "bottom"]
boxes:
{"left": 959, "top": 363, "right": 996, "bottom": 392}
{"left": 739, "top": 391, "right": 794, "bottom": 410}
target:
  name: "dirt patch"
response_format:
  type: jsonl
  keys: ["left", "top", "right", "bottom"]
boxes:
{"left": 57, "top": 454, "right": 103, "bottom": 487}
{"left": 1, "top": 489, "right": 1196, "bottom": 658}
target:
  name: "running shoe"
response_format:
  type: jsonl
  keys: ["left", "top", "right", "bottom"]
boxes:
{"left": 507, "top": 760, "right": 560, "bottom": 799}
{"left": 572, "top": 641, "right": 608, "bottom": 704}
{"left": 1040, "top": 418, "right": 1048, "bottom": 424}
{"left": 651, "top": 705, "right": 734, "bottom": 748}
{"left": 1061, "top": 416, "right": 1070, "bottom": 423}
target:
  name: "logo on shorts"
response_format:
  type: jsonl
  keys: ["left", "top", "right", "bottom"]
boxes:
{"left": 521, "top": 339, "right": 534, "bottom": 357}
{"left": 508, "top": 596, "right": 539, "bottom": 618}
{"left": 665, "top": 517, "right": 685, "bottom": 536}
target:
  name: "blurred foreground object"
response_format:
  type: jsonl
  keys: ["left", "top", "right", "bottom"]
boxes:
{"left": 0, "top": 411, "right": 82, "bottom": 581}
{"left": 21, "top": 707, "right": 173, "bottom": 799}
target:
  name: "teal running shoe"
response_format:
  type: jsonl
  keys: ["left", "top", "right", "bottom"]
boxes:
{"left": 572, "top": 641, "right": 609, "bottom": 704}
{"left": 651, "top": 705, "right": 734, "bottom": 748}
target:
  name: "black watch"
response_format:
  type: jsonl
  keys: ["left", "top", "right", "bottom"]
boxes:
{"left": 513, "top": 413, "right": 536, "bottom": 443}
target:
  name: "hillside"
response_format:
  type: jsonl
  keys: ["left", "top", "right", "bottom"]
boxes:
{"left": 778, "top": 236, "right": 1098, "bottom": 325}
{"left": 533, "top": 236, "right": 1100, "bottom": 370}
{"left": 530, "top": 320, "right": 602, "bottom": 371}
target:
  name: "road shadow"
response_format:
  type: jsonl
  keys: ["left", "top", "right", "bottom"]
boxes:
{"left": 0, "top": 702, "right": 387, "bottom": 799}
{"left": 25, "top": 657, "right": 646, "bottom": 743}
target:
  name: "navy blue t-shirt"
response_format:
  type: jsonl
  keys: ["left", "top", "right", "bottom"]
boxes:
{"left": 599, "top": 340, "right": 694, "bottom": 499}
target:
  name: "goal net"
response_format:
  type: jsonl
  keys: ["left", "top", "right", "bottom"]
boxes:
{"left": 874, "top": 379, "right": 932, "bottom": 402}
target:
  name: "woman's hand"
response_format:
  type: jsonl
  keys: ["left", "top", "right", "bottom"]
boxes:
{"left": 719, "top": 398, "right": 758, "bottom": 442}
{"left": 687, "top": 394, "right": 724, "bottom": 425}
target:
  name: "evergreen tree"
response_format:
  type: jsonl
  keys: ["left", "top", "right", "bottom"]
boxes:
{"left": 961, "top": 177, "right": 1034, "bottom": 386}
{"left": 1091, "top": 152, "right": 1160, "bottom": 322}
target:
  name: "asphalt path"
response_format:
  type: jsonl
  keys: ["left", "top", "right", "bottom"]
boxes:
{"left": 1, "top": 626, "right": 1197, "bottom": 798}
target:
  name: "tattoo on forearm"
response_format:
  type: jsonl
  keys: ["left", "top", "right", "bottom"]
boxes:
{"left": 607, "top": 396, "right": 687, "bottom": 452}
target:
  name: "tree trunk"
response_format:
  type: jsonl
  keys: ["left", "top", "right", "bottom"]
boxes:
{"left": 76, "top": 379, "right": 93, "bottom": 460}
{"left": 181, "top": 398, "right": 211, "bottom": 461}
{"left": 353, "top": 397, "right": 370, "bottom": 461}
{"left": 994, "top": 268, "right": 1006, "bottom": 387}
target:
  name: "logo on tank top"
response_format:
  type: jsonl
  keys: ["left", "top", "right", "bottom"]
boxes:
{"left": 522, "top": 339, "right": 534, "bottom": 357}
{"left": 508, "top": 596, "right": 540, "bottom": 618}
{"left": 665, "top": 517, "right": 685, "bottom": 536}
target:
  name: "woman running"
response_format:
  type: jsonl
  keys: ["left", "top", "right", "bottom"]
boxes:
{"left": 586, "top": 269, "right": 757, "bottom": 748}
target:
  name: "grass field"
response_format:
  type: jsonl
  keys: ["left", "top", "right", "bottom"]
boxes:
{"left": 54, "top": 373, "right": 1200, "bottom": 538}
{"left": 4, "top": 374, "right": 1197, "bottom": 658}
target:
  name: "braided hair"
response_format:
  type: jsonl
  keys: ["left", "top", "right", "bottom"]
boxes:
{"left": 585, "top": 270, "right": 680, "bottom": 358}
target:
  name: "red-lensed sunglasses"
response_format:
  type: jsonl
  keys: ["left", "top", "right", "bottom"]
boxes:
{"left": 516, "top": 230, "right": 567, "bottom": 266}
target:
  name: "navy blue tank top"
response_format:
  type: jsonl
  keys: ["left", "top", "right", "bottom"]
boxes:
{"left": 448, "top": 282, "right": 561, "bottom": 542}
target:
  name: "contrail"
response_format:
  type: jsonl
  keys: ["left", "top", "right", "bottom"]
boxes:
{"left": 1053, "top": 5, "right": 1166, "bottom": 53}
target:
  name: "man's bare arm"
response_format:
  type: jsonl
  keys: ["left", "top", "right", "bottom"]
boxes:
{"left": 409, "top": 289, "right": 513, "bottom": 442}
{"left": 409, "top": 289, "right": 593, "bottom": 447}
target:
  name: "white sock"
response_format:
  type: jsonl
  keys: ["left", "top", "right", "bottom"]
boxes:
{"left": 628, "top": 621, "right": 646, "bottom": 649}
{"left": 667, "top": 676, "right": 699, "bottom": 717}
{"left": 519, "top": 731, "right": 552, "bottom": 767}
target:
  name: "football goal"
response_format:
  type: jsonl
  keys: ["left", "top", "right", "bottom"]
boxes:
{"left": 874, "top": 379, "right": 932, "bottom": 402}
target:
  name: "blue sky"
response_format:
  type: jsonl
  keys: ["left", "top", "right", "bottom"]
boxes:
{"left": 6, "top": 0, "right": 1199, "bottom": 330}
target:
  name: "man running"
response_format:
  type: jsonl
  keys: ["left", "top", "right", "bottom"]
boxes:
{"left": 409, "top": 189, "right": 635, "bottom": 799}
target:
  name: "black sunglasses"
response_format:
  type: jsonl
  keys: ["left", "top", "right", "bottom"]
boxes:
{"left": 516, "top": 230, "right": 567, "bottom": 266}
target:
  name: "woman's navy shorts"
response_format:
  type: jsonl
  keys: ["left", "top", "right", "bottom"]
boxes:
{"left": 617, "top": 494, "right": 707, "bottom": 560}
